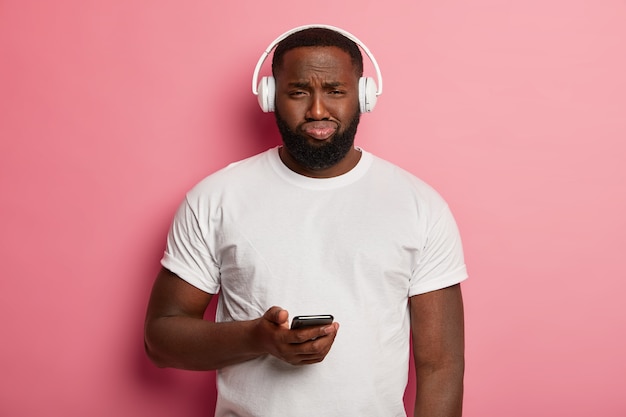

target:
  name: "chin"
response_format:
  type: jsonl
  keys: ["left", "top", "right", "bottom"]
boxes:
{"left": 275, "top": 110, "right": 360, "bottom": 171}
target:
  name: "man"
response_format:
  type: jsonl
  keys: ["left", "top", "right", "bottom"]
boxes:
{"left": 145, "top": 26, "right": 467, "bottom": 417}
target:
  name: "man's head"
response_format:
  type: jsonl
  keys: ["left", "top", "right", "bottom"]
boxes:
{"left": 271, "top": 28, "right": 364, "bottom": 79}
{"left": 271, "top": 28, "right": 364, "bottom": 176}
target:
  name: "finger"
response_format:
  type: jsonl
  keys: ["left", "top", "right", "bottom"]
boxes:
{"left": 282, "top": 328, "right": 340, "bottom": 365}
{"left": 322, "top": 322, "right": 339, "bottom": 335}
{"left": 288, "top": 342, "right": 334, "bottom": 365}
{"left": 263, "top": 306, "right": 289, "bottom": 326}
{"left": 290, "top": 322, "right": 339, "bottom": 344}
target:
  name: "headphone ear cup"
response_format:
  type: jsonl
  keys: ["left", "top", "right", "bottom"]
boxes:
{"left": 358, "top": 77, "right": 378, "bottom": 113}
{"left": 261, "top": 75, "right": 377, "bottom": 112}
{"left": 257, "top": 76, "right": 276, "bottom": 112}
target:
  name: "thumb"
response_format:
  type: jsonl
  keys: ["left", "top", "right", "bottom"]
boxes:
{"left": 264, "top": 306, "right": 289, "bottom": 326}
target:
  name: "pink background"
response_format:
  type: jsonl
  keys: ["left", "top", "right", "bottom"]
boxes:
{"left": 1, "top": 1, "right": 625, "bottom": 416}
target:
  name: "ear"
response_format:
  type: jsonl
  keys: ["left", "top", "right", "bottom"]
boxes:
{"left": 257, "top": 76, "right": 276, "bottom": 113}
{"left": 359, "top": 77, "right": 378, "bottom": 113}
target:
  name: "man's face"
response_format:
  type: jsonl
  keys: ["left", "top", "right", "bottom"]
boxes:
{"left": 274, "top": 46, "right": 361, "bottom": 172}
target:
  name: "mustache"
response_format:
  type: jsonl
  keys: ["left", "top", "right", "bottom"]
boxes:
{"left": 274, "top": 110, "right": 360, "bottom": 171}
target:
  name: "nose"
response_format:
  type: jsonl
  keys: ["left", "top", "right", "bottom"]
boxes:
{"left": 305, "top": 93, "right": 331, "bottom": 120}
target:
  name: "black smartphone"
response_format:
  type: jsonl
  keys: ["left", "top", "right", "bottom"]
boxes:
{"left": 290, "top": 314, "right": 334, "bottom": 329}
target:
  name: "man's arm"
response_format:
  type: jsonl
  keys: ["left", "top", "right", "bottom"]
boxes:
{"left": 410, "top": 284, "right": 465, "bottom": 417}
{"left": 144, "top": 267, "right": 339, "bottom": 370}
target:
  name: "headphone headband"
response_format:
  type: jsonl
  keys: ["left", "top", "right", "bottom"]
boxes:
{"left": 251, "top": 24, "right": 383, "bottom": 97}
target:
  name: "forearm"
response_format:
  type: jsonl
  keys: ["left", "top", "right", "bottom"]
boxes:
{"left": 410, "top": 285, "right": 465, "bottom": 417}
{"left": 144, "top": 316, "right": 263, "bottom": 371}
{"left": 413, "top": 361, "right": 464, "bottom": 417}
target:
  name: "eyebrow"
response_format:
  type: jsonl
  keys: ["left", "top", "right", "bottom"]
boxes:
{"left": 287, "top": 81, "right": 347, "bottom": 89}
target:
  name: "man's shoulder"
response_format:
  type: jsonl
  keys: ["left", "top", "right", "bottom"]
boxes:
{"left": 183, "top": 148, "right": 276, "bottom": 201}
{"left": 368, "top": 152, "right": 441, "bottom": 196}
{"left": 196, "top": 148, "right": 274, "bottom": 183}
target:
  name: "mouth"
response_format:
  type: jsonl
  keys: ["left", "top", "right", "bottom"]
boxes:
{"left": 300, "top": 121, "right": 338, "bottom": 141}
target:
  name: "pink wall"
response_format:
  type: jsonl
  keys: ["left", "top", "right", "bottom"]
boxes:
{"left": 1, "top": 1, "right": 625, "bottom": 416}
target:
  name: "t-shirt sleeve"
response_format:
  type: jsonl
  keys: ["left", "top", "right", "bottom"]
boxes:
{"left": 160, "top": 197, "right": 221, "bottom": 294}
{"left": 408, "top": 204, "right": 468, "bottom": 296}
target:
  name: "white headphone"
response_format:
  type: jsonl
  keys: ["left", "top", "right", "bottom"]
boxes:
{"left": 252, "top": 24, "right": 383, "bottom": 114}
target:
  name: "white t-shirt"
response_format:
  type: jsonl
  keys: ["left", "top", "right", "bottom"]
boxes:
{"left": 162, "top": 147, "right": 467, "bottom": 417}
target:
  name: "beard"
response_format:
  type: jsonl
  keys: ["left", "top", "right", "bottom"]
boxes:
{"left": 275, "top": 110, "right": 361, "bottom": 171}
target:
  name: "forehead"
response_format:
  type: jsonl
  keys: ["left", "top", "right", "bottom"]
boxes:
{"left": 275, "top": 46, "right": 358, "bottom": 81}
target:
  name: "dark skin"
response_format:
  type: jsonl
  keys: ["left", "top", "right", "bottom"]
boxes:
{"left": 145, "top": 268, "right": 338, "bottom": 369}
{"left": 274, "top": 46, "right": 362, "bottom": 177}
{"left": 411, "top": 285, "right": 465, "bottom": 417}
{"left": 144, "top": 46, "right": 464, "bottom": 416}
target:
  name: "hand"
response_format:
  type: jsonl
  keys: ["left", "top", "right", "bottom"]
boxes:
{"left": 254, "top": 306, "right": 339, "bottom": 366}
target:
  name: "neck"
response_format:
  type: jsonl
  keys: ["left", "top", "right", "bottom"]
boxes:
{"left": 278, "top": 146, "right": 362, "bottom": 178}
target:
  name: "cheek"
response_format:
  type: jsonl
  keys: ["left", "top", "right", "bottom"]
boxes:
{"left": 276, "top": 99, "right": 303, "bottom": 119}
{"left": 334, "top": 95, "right": 360, "bottom": 118}
{"left": 278, "top": 109, "right": 302, "bottom": 130}
{"left": 335, "top": 102, "right": 360, "bottom": 122}
{"left": 337, "top": 106, "right": 357, "bottom": 120}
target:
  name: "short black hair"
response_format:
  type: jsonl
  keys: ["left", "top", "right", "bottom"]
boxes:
{"left": 271, "top": 27, "right": 364, "bottom": 77}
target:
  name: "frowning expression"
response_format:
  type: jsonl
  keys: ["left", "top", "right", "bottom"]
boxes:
{"left": 274, "top": 46, "right": 361, "bottom": 172}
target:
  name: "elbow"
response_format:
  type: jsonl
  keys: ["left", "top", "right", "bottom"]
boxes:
{"left": 144, "top": 323, "right": 170, "bottom": 368}
{"left": 144, "top": 340, "right": 168, "bottom": 368}
{"left": 415, "top": 356, "right": 465, "bottom": 381}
